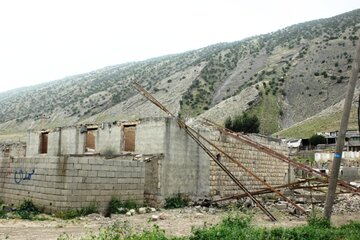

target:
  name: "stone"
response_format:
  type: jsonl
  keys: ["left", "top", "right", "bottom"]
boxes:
{"left": 244, "top": 198, "right": 254, "bottom": 208}
{"left": 212, "top": 195, "right": 222, "bottom": 202}
{"left": 208, "top": 208, "right": 216, "bottom": 214}
{"left": 159, "top": 213, "right": 169, "bottom": 220}
{"left": 275, "top": 203, "right": 288, "bottom": 210}
{"left": 150, "top": 207, "right": 157, "bottom": 212}
{"left": 195, "top": 213, "right": 204, "bottom": 218}
{"left": 195, "top": 205, "right": 201, "bottom": 212}
{"left": 138, "top": 207, "right": 147, "bottom": 214}
{"left": 129, "top": 209, "right": 136, "bottom": 215}
{"left": 201, "top": 206, "right": 208, "bottom": 212}
{"left": 151, "top": 215, "right": 159, "bottom": 221}
{"left": 296, "top": 197, "right": 306, "bottom": 204}
{"left": 117, "top": 207, "right": 126, "bottom": 214}
{"left": 126, "top": 211, "right": 132, "bottom": 216}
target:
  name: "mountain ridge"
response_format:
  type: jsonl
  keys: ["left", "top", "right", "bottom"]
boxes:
{"left": 1, "top": 9, "right": 360, "bottom": 140}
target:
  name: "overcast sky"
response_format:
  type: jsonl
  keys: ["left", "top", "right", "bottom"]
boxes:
{"left": 0, "top": 0, "right": 359, "bottom": 93}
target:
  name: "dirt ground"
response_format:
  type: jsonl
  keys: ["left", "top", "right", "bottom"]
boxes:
{"left": 1, "top": 208, "right": 360, "bottom": 240}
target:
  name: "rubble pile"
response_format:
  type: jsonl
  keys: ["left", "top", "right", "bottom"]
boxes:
{"left": 333, "top": 194, "right": 360, "bottom": 213}
{"left": 207, "top": 191, "right": 360, "bottom": 216}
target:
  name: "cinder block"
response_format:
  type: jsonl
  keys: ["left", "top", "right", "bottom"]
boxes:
{"left": 81, "top": 164, "right": 92, "bottom": 170}
{"left": 78, "top": 158, "right": 89, "bottom": 164}
{"left": 91, "top": 165, "right": 102, "bottom": 171}
{"left": 100, "top": 165, "right": 111, "bottom": 171}
{"left": 97, "top": 171, "right": 108, "bottom": 177}
{"left": 78, "top": 170, "right": 88, "bottom": 177}
{"left": 86, "top": 196, "right": 96, "bottom": 202}
{"left": 89, "top": 159, "right": 103, "bottom": 165}
{"left": 87, "top": 171, "right": 97, "bottom": 177}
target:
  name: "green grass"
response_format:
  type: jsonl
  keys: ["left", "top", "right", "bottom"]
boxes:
{"left": 55, "top": 203, "right": 98, "bottom": 219}
{"left": 59, "top": 214, "right": 360, "bottom": 240}
{"left": 277, "top": 106, "right": 358, "bottom": 138}
{"left": 248, "top": 90, "right": 282, "bottom": 135}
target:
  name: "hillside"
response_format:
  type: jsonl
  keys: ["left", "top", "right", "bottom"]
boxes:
{"left": 1, "top": 9, "right": 360, "bottom": 140}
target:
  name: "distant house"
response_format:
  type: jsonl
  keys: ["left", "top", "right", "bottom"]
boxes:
{"left": 296, "top": 130, "right": 360, "bottom": 151}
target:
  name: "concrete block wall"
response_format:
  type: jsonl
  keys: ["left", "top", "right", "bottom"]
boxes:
{"left": 161, "top": 118, "right": 209, "bottom": 197}
{"left": 47, "top": 130, "right": 60, "bottom": 156}
{"left": 0, "top": 142, "right": 26, "bottom": 158}
{"left": 60, "top": 127, "right": 83, "bottom": 155}
{"left": 0, "top": 155, "right": 146, "bottom": 213}
{"left": 136, "top": 117, "right": 210, "bottom": 200}
{"left": 144, "top": 156, "right": 162, "bottom": 207}
{"left": 135, "top": 117, "right": 166, "bottom": 154}
{"left": 26, "top": 131, "right": 40, "bottom": 156}
{"left": 96, "top": 123, "right": 122, "bottom": 154}
{"left": 27, "top": 123, "right": 124, "bottom": 157}
{"left": 207, "top": 131, "right": 290, "bottom": 196}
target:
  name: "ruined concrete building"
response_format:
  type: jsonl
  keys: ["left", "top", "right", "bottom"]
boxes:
{"left": 0, "top": 117, "right": 290, "bottom": 212}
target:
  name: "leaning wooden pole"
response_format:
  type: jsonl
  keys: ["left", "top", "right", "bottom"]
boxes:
{"left": 323, "top": 39, "right": 360, "bottom": 220}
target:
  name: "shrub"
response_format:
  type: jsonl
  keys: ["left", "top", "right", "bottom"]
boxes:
{"left": 224, "top": 116, "right": 232, "bottom": 129}
{"left": 107, "top": 197, "right": 139, "bottom": 214}
{"left": 164, "top": 193, "right": 189, "bottom": 209}
{"left": 17, "top": 199, "right": 40, "bottom": 220}
{"left": 224, "top": 113, "right": 260, "bottom": 133}
{"left": 55, "top": 203, "right": 98, "bottom": 219}
{"left": 309, "top": 134, "right": 326, "bottom": 146}
{"left": 0, "top": 207, "right": 6, "bottom": 219}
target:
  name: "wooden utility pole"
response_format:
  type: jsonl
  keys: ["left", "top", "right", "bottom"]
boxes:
{"left": 358, "top": 93, "right": 360, "bottom": 132}
{"left": 323, "top": 39, "right": 360, "bottom": 220}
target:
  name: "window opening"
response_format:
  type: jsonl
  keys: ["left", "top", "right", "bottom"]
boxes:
{"left": 40, "top": 132, "right": 49, "bottom": 154}
{"left": 85, "top": 129, "right": 96, "bottom": 152}
{"left": 123, "top": 125, "right": 136, "bottom": 152}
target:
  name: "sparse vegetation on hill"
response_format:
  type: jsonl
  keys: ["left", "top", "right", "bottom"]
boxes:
{"left": 0, "top": 9, "right": 360, "bottom": 138}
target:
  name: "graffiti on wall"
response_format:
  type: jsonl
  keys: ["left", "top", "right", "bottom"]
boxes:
{"left": 14, "top": 168, "right": 36, "bottom": 184}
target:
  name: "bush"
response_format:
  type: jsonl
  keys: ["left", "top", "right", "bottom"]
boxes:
{"left": 224, "top": 116, "right": 232, "bottom": 129}
{"left": 55, "top": 203, "right": 98, "bottom": 219}
{"left": 107, "top": 197, "right": 139, "bottom": 214}
{"left": 224, "top": 113, "right": 260, "bottom": 133}
{"left": 164, "top": 193, "right": 189, "bottom": 209}
{"left": 309, "top": 134, "right": 326, "bottom": 146}
{"left": 17, "top": 199, "right": 40, "bottom": 220}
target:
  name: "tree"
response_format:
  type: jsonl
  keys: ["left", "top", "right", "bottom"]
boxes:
{"left": 224, "top": 113, "right": 260, "bottom": 133}
{"left": 309, "top": 134, "right": 326, "bottom": 146}
{"left": 224, "top": 116, "right": 232, "bottom": 129}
